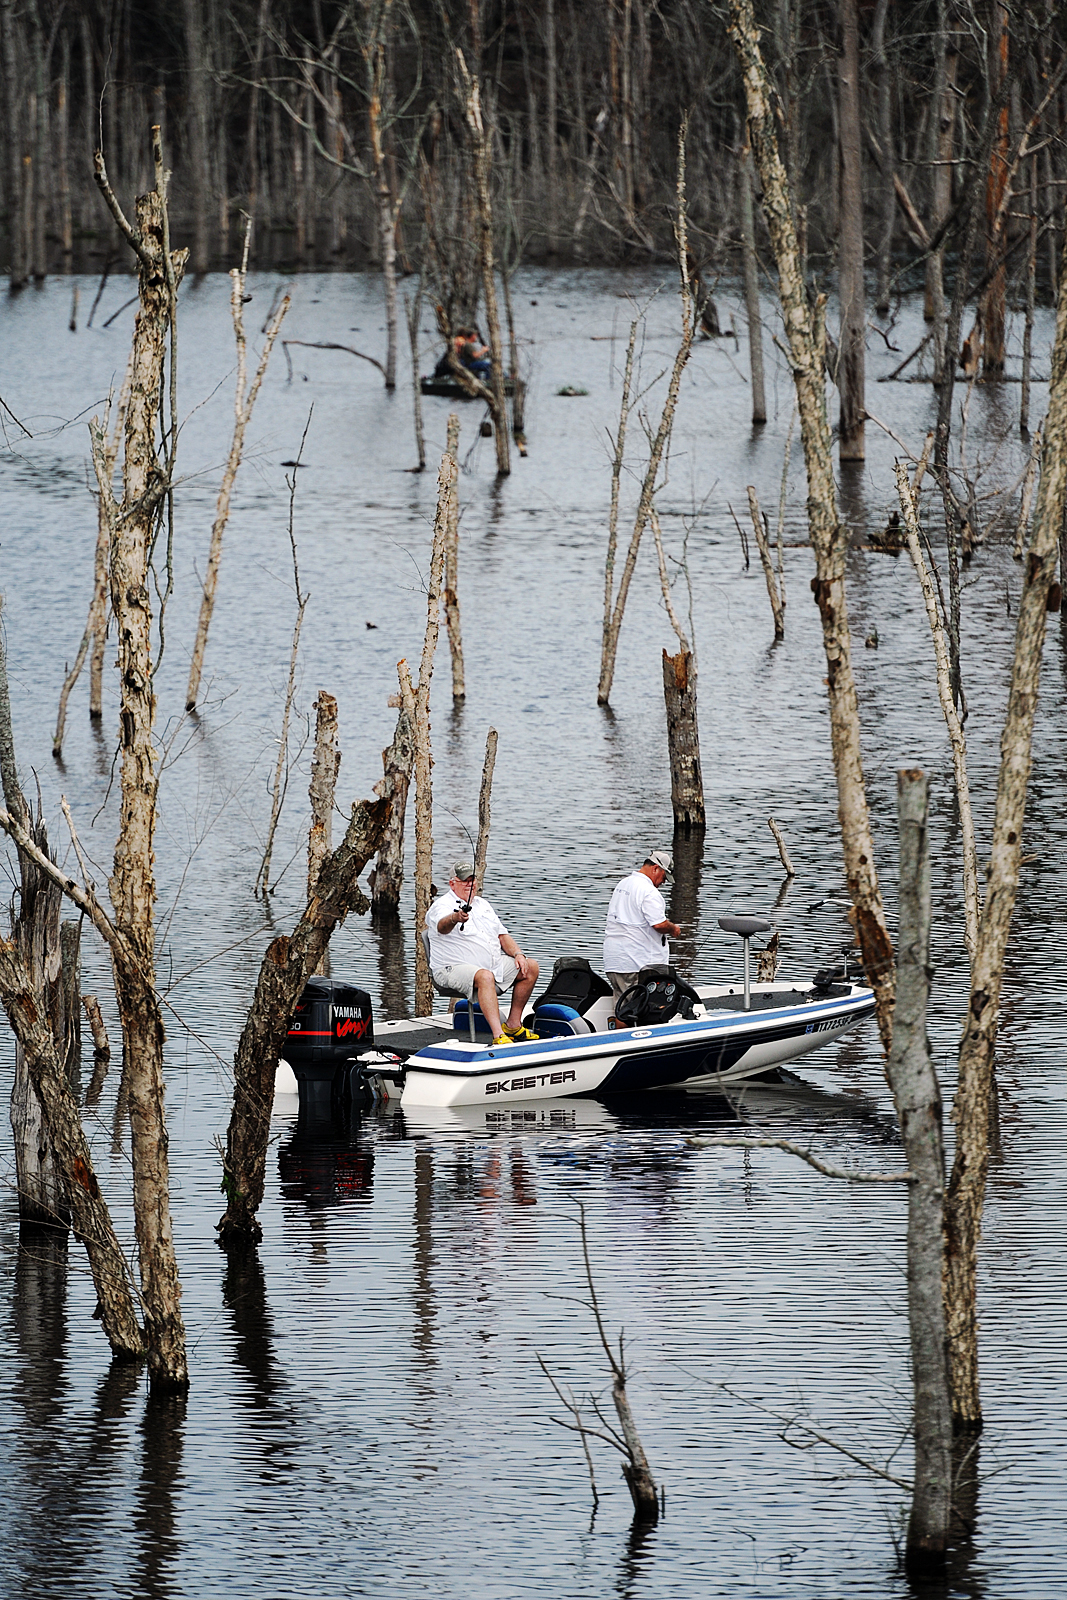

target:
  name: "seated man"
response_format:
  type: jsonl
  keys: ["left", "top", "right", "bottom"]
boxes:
{"left": 426, "top": 861, "right": 540, "bottom": 1045}
{"left": 459, "top": 329, "right": 492, "bottom": 381}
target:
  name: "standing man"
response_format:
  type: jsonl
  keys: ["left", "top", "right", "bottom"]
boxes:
{"left": 426, "top": 861, "right": 540, "bottom": 1046}
{"left": 603, "top": 850, "right": 681, "bottom": 1014}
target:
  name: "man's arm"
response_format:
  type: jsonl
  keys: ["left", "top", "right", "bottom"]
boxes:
{"left": 652, "top": 916, "right": 682, "bottom": 937}
{"left": 498, "top": 930, "right": 533, "bottom": 978}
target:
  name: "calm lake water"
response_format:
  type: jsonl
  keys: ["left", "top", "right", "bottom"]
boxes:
{"left": 0, "top": 268, "right": 1065, "bottom": 1598}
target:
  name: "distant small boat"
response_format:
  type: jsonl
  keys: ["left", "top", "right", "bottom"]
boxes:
{"left": 420, "top": 371, "right": 516, "bottom": 399}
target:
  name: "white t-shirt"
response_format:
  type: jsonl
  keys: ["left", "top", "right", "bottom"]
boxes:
{"left": 426, "top": 891, "right": 509, "bottom": 977}
{"left": 603, "top": 870, "right": 669, "bottom": 972}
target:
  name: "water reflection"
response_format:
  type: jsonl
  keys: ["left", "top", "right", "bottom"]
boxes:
{"left": 370, "top": 910, "right": 410, "bottom": 1019}
{"left": 222, "top": 1248, "right": 281, "bottom": 1408}
{"left": 277, "top": 1098, "right": 375, "bottom": 1209}
{"left": 134, "top": 1393, "right": 187, "bottom": 1600}
{"left": 615, "top": 1515, "right": 660, "bottom": 1598}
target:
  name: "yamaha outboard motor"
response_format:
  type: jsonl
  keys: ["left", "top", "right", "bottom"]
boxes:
{"left": 284, "top": 978, "right": 374, "bottom": 1106}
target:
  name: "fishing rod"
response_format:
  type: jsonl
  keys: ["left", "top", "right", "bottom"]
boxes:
{"left": 447, "top": 810, "right": 479, "bottom": 930}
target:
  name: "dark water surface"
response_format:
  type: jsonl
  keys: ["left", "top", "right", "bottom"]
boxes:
{"left": 0, "top": 270, "right": 1065, "bottom": 1597}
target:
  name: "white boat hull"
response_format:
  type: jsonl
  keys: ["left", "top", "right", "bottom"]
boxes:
{"left": 399, "top": 981, "right": 875, "bottom": 1108}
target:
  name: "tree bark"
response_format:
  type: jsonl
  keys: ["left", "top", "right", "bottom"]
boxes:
{"left": 370, "top": 686, "right": 414, "bottom": 917}
{"left": 458, "top": 53, "right": 510, "bottom": 475}
{"left": 740, "top": 138, "right": 767, "bottom": 424}
{"left": 943, "top": 224, "right": 1067, "bottom": 1433}
{"left": 181, "top": 0, "right": 212, "bottom": 274}
{"left": 886, "top": 769, "right": 952, "bottom": 1569}
{"left": 837, "top": 0, "right": 866, "bottom": 461}
{"left": 474, "top": 726, "right": 498, "bottom": 892}
{"left": 218, "top": 783, "right": 392, "bottom": 1247}
{"left": 442, "top": 413, "right": 465, "bottom": 701}
{"left": 747, "top": 485, "right": 785, "bottom": 639}
{"left": 186, "top": 249, "right": 289, "bottom": 711}
{"left": 0, "top": 939, "right": 145, "bottom": 1360}
{"left": 981, "top": 3, "right": 1010, "bottom": 374}
{"left": 728, "top": 0, "right": 895, "bottom": 1053}
{"left": 92, "top": 156, "right": 190, "bottom": 1391}
{"left": 411, "top": 448, "right": 452, "bottom": 1015}
{"left": 308, "top": 689, "right": 340, "bottom": 976}
{"left": 1, "top": 0, "right": 27, "bottom": 288}
{"left": 871, "top": 0, "right": 893, "bottom": 315}
{"left": 661, "top": 648, "right": 704, "bottom": 833}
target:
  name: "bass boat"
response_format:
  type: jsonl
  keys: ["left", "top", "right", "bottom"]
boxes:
{"left": 278, "top": 917, "right": 875, "bottom": 1111}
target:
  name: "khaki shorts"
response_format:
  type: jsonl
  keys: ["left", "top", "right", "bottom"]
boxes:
{"left": 606, "top": 971, "right": 640, "bottom": 1007}
{"left": 432, "top": 954, "right": 520, "bottom": 1001}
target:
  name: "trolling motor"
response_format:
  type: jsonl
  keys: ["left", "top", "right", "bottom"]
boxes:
{"left": 718, "top": 914, "right": 774, "bottom": 1010}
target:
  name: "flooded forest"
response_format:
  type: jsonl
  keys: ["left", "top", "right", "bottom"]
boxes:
{"left": 1, "top": 0, "right": 1067, "bottom": 1596}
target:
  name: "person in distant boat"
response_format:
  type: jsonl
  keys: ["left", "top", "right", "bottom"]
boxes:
{"left": 459, "top": 327, "right": 492, "bottom": 381}
{"left": 426, "top": 860, "right": 540, "bottom": 1046}
{"left": 602, "top": 850, "right": 681, "bottom": 1015}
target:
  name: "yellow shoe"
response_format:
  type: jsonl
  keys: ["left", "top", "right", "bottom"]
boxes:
{"left": 492, "top": 1033, "right": 513, "bottom": 1047}
{"left": 503, "top": 1023, "right": 538, "bottom": 1042}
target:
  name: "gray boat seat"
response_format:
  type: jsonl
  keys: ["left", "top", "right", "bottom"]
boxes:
{"left": 718, "top": 914, "right": 773, "bottom": 938}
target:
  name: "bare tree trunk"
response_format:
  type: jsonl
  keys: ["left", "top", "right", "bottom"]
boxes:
{"left": 747, "top": 485, "right": 785, "bottom": 639}
{"left": 599, "top": 136, "right": 695, "bottom": 705}
{"left": 54, "top": 369, "right": 130, "bottom": 754}
{"left": 1, "top": 0, "right": 27, "bottom": 288}
{"left": 943, "top": 227, "right": 1067, "bottom": 1433}
{"left": 92, "top": 148, "right": 190, "bottom": 1390}
{"left": 218, "top": 783, "right": 392, "bottom": 1247}
{"left": 871, "top": 0, "right": 893, "bottom": 315}
{"left": 411, "top": 449, "right": 452, "bottom": 1015}
{"left": 474, "top": 726, "right": 498, "bottom": 892}
{"left": 728, "top": 0, "right": 895, "bottom": 1053}
{"left": 887, "top": 769, "right": 952, "bottom": 1568}
{"left": 57, "top": 29, "right": 72, "bottom": 269}
{"left": 186, "top": 238, "right": 289, "bottom": 711}
{"left": 308, "top": 689, "right": 340, "bottom": 976}
{"left": 649, "top": 501, "right": 705, "bottom": 832}
{"left": 458, "top": 53, "right": 510, "bottom": 475}
{"left": 442, "top": 413, "right": 465, "bottom": 701}
{"left": 367, "top": 11, "right": 398, "bottom": 391}
{"left": 1021, "top": 154, "right": 1038, "bottom": 436}
{"left": 0, "top": 938, "right": 145, "bottom": 1360}
{"left": 370, "top": 678, "right": 414, "bottom": 917}
{"left": 739, "top": 138, "right": 767, "bottom": 424}
{"left": 837, "top": 0, "right": 865, "bottom": 461}
{"left": 544, "top": 0, "right": 558, "bottom": 253}
{"left": 896, "top": 459, "right": 980, "bottom": 967}
{"left": 405, "top": 283, "right": 426, "bottom": 471}
{"left": 981, "top": 3, "right": 1010, "bottom": 374}
{"left": 181, "top": 0, "right": 212, "bottom": 275}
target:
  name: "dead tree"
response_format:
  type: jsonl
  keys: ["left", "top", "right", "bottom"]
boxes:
{"left": 944, "top": 227, "right": 1067, "bottom": 1434}
{"left": 598, "top": 130, "right": 695, "bottom": 706}
{"left": 836, "top": 0, "right": 865, "bottom": 461}
{"left": 0, "top": 933, "right": 145, "bottom": 1361}
{"left": 456, "top": 48, "right": 510, "bottom": 475}
{"left": 442, "top": 413, "right": 465, "bottom": 702}
{"left": 186, "top": 228, "right": 290, "bottom": 712}
{"left": 410, "top": 449, "right": 453, "bottom": 1015}
{"left": 217, "top": 774, "right": 394, "bottom": 1247}
{"left": 53, "top": 360, "right": 131, "bottom": 756}
{"left": 474, "top": 726, "right": 498, "bottom": 891}
{"left": 90, "top": 136, "right": 190, "bottom": 1390}
{"left": 739, "top": 136, "right": 766, "bottom": 424}
{"left": 308, "top": 690, "right": 340, "bottom": 976}
{"left": 747, "top": 485, "right": 785, "bottom": 639}
{"left": 649, "top": 506, "right": 705, "bottom": 832}
{"left": 370, "top": 670, "right": 415, "bottom": 918}
{"left": 728, "top": 0, "right": 895, "bottom": 1053}
{"left": 539, "top": 1204, "right": 659, "bottom": 1521}
{"left": 886, "top": 770, "right": 952, "bottom": 1568}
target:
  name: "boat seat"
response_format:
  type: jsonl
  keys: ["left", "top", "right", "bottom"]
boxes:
{"left": 718, "top": 915, "right": 773, "bottom": 938}
{"left": 530, "top": 956, "right": 613, "bottom": 1018}
{"left": 420, "top": 929, "right": 481, "bottom": 1042}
